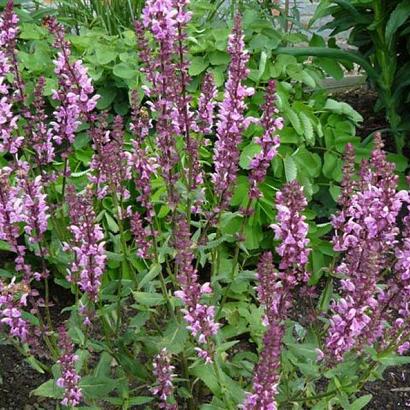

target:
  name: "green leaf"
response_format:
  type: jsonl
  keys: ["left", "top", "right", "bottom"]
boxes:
{"left": 324, "top": 99, "right": 363, "bottom": 124}
{"left": 189, "top": 56, "right": 208, "bottom": 76}
{"left": 316, "top": 57, "right": 344, "bottom": 80}
{"left": 209, "top": 51, "right": 230, "bottom": 66}
{"left": 95, "top": 46, "right": 117, "bottom": 65}
{"left": 190, "top": 364, "right": 220, "bottom": 395}
{"left": 299, "top": 112, "right": 315, "bottom": 144}
{"left": 257, "top": 51, "right": 268, "bottom": 80}
{"left": 31, "top": 380, "right": 63, "bottom": 399}
{"left": 284, "top": 156, "right": 297, "bottom": 181}
{"left": 80, "top": 376, "right": 119, "bottom": 400}
{"left": 323, "top": 152, "right": 338, "bottom": 179}
{"left": 287, "top": 343, "right": 318, "bottom": 361}
{"left": 211, "top": 67, "right": 225, "bottom": 87}
{"left": 350, "top": 395, "right": 373, "bottom": 410}
{"left": 239, "top": 143, "right": 261, "bottom": 170}
{"left": 386, "top": 0, "right": 410, "bottom": 47}
{"left": 113, "top": 63, "right": 136, "bottom": 79}
{"left": 97, "top": 87, "right": 117, "bottom": 110}
{"left": 138, "top": 263, "right": 162, "bottom": 289}
{"left": 285, "top": 107, "right": 303, "bottom": 135}
{"left": 132, "top": 291, "right": 165, "bottom": 306}
{"left": 0, "top": 240, "right": 11, "bottom": 251}
{"left": 319, "top": 278, "right": 333, "bottom": 312}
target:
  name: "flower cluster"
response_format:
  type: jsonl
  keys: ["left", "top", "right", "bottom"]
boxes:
{"left": 25, "top": 77, "right": 55, "bottom": 165}
{"left": 249, "top": 80, "right": 282, "bottom": 199}
{"left": 0, "top": 279, "right": 29, "bottom": 343}
{"left": 151, "top": 348, "right": 178, "bottom": 410}
{"left": 45, "top": 17, "right": 99, "bottom": 147}
{"left": 194, "top": 72, "right": 217, "bottom": 135}
{"left": 326, "top": 135, "right": 406, "bottom": 360}
{"left": 0, "top": 1, "right": 22, "bottom": 154}
{"left": 244, "top": 183, "right": 311, "bottom": 409}
{"left": 173, "top": 217, "right": 219, "bottom": 363}
{"left": 212, "top": 14, "right": 255, "bottom": 211}
{"left": 56, "top": 326, "right": 82, "bottom": 407}
{"left": 271, "top": 181, "right": 310, "bottom": 285}
{"left": 89, "top": 114, "right": 131, "bottom": 200}
{"left": 15, "top": 161, "right": 49, "bottom": 245}
{"left": 65, "top": 186, "right": 106, "bottom": 303}
{"left": 243, "top": 252, "right": 284, "bottom": 410}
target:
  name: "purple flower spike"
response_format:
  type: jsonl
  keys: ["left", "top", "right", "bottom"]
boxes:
{"left": 271, "top": 181, "right": 310, "bottom": 286}
{"left": 326, "top": 134, "right": 406, "bottom": 360}
{"left": 173, "top": 216, "right": 219, "bottom": 362}
{"left": 65, "top": 186, "right": 106, "bottom": 302}
{"left": 46, "top": 17, "right": 99, "bottom": 147}
{"left": 151, "top": 348, "right": 178, "bottom": 409}
{"left": 56, "top": 326, "right": 82, "bottom": 407}
{"left": 0, "top": 2, "right": 23, "bottom": 154}
{"left": 242, "top": 253, "right": 284, "bottom": 410}
{"left": 249, "top": 80, "right": 282, "bottom": 199}
{"left": 194, "top": 72, "right": 217, "bottom": 135}
{"left": 212, "top": 14, "right": 255, "bottom": 211}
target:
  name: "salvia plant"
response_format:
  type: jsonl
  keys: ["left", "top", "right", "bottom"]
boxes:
{"left": 0, "top": 0, "right": 410, "bottom": 409}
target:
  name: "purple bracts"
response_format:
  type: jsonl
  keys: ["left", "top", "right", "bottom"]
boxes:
{"left": 243, "top": 253, "right": 283, "bottom": 410}
{"left": 46, "top": 17, "right": 99, "bottom": 146}
{"left": 194, "top": 73, "right": 217, "bottom": 135}
{"left": 0, "top": 2, "right": 22, "bottom": 154}
{"left": 271, "top": 181, "right": 310, "bottom": 286}
{"left": 16, "top": 162, "right": 49, "bottom": 244}
{"left": 89, "top": 114, "right": 131, "bottom": 200}
{"left": 212, "top": 14, "right": 254, "bottom": 211}
{"left": 151, "top": 348, "right": 178, "bottom": 409}
{"left": 249, "top": 80, "right": 282, "bottom": 199}
{"left": 56, "top": 326, "right": 82, "bottom": 407}
{"left": 65, "top": 186, "right": 106, "bottom": 302}
{"left": 173, "top": 217, "right": 219, "bottom": 363}
{"left": 0, "top": 279, "right": 29, "bottom": 342}
{"left": 326, "top": 135, "right": 406, "bottom": 360}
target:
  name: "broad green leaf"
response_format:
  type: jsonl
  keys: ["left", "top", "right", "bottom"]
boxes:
{"left": 113, "top": 63, "right": 136, "bottom": 79}
{"left": 285, "top": 107, "right": 303, "bottom": 135}
{"left": 189, "top": 56, "right": 209, "bottom": 76}
{"left": 299, "top": 111, "right": 315, "bottom": 145}
{"left": 132, "top": 291, "right": 165, "bottom": 306}
{"left": 95, "top": 46, "right": 117, "bottom": 65}
{"left": 324, "top": 99, "right": 363, "bottom": 124}
{"left": 316, "top": 57, "right": 344, "bottom": 80}
{"left": 386, "top": 0, "right": 410, "bottom": 47}
{"left": 80, "top": 376, "right": 119, "bottom": 400}
{"left": 209, "top": 51, "right": 230, "bottom": 66}
{"left": 350, "top": 395, "right": 373, "bottom": 410}
{"left": 239, "top": 143, "right": 261, "bottom": 170}
{"left": 0, "top": 240, "right": 11, "bottom": 251}
{"left": 138, "top": 263, "right": 161, "bottom": 289}
{"left": 31, "top": 380, "right": 63, "bottom": 399}
{"left": 284, "top": 156, "right": 297, "bottom": 181}
{"left": 322, "top": 152, "right": 338, "bottom": 179}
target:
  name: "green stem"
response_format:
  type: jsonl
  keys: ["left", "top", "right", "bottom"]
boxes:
{"left": 216, "top": 198, "right": 252, "bottom": 319}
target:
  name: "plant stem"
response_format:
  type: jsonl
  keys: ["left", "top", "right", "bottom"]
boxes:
{"left": 216, "top": 198, "right": 252, "bottom": 319}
